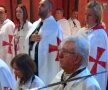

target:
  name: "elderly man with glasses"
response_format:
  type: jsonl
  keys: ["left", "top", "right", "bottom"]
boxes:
{"left": 48, "top": 35, "right": 101, "bottom": 90}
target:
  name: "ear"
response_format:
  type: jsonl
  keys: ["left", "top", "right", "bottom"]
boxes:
{"left": 74, "top": 54, "right": 82, "bottom": 65}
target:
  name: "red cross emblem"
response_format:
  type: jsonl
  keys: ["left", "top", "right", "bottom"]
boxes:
{"left": 2, "top": 35, "right": 13, "bottom": 54}
{"left": 49, "top": 37, "right": 61, "bottom": 61}
{"left": 89, "top": 47, "right": 107, "bottom": 74}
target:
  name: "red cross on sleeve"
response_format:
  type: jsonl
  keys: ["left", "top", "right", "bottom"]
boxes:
{"left": 49, "top": 37, "right": 61, "bottom": 61}
{"left": 2, "top": 35, "right": 13, "bottom": 54}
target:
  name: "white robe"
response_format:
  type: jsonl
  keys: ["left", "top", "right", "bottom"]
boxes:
{"left": 16, "top": 75, "right": 45, "bottom": 90}
{"left": 28, "top": 16, "right": 63, "bottom": 85}
{"left": 48, "top": 68, "right": 100, "bottom": 90}
{"left": 0, "top": 19, "right": 15, "bottom": 67}
{"left": 0, "top": 59, "right": 16, "bottom": 90}
{"left": 77, "top": 25, "right": 108, "bottom": 90}
{"left": 14, "top": 20, "right": 33, "bottom": 54}
{"left": 57, "top": 18, "right": 71, "bottom": 39}
{"left": 68, "top": 18, "right": 81, "bottom": 35}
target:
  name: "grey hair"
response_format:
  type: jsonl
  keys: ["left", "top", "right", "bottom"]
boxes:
{"left": 86, "top": 1, "right": 103, "bottom": 24}
{"left": 60, "top": 35, "right": 89, "bottom": 67}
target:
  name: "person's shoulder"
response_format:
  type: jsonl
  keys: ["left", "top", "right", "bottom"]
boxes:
{"left": 0, "top": 59, "right": 7, "bottom": 68}
{"left": 34, "top": 75, "right": 45, "bottom": 85}
{"left": 33, "top": 18, "right": 41, "bottom": 26}
{"left": 93, "top": 28, "right": 107, "bottom": 37}
{"left": 26, "top": 20, "right": 32, "bottom": 25}
{"left": 6, "top": 19, "right": 15, "bottom": 24}
{"left": 25, "top": 20, "right": 33, "bottom": 28}
{"left": 81, "top": 68, "right": 101, "bottom": 89}
{"left": 4, "top": 19, "right": 15, "bottom": 28}
{"left": 84, "top": 76, "right": 101, "bottom": 89}
{"left": 0, "top": 59, "right": 11, "bottom": 74}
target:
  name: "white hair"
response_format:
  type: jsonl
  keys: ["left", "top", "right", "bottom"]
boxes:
{"left": 60, "top": 35, "right": 89, "bottom": 67}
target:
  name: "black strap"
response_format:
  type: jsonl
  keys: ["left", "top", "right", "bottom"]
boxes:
{"left": 61, "top": 67, "right": 86, "bottom": 88}
{"left": 29, "top": 75, "right": 35, "bottom": 89}
{"left": 29, "top": 21, "right": 43, "bottom": 75}
{"left": 72, "top": 20, "right": 77, "bottom": 27}
{"left": 29, "top": 21, "right": 43, "bottom": 55}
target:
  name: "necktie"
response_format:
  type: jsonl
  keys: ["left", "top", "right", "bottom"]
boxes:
{"left": 29, "top": 21, "right": 43, "bottom": 76}
{"left": 35, "top": 21, "right": 43, "bottom": 75}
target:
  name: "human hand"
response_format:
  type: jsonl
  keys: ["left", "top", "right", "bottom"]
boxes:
{"left": 31, "top": 31, "right": 41, "bottom": 42}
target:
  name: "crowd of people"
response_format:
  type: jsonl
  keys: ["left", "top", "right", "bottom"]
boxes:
{"left": 0, "top": 0, "right": 108, "bottom": 90}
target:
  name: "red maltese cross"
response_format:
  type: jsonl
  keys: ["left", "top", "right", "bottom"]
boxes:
{"left": 2, "top": 35, "right": 13, "bottom": 54}
{"left": 89, "top": 47, "right": 106, "bottom": 74}
{"left": 49, "top": 37, "right": 61, "bottom": 61}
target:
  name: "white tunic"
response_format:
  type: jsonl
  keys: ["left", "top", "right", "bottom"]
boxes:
{"left": 0, "top": 59, "right": 16, "bottom": 90}
{"left": 16, "top": 75, "right": 45, "bottom": 90}
{"left": 77, "top": 25, "right": 108, "bottom": 90}
{"left": 0, "top": 19, "right": 15, "bottom": 67}
{"left": 68, "top": 18, "right": 81, "bottom": 35}
{"left": 57, "top": 18, "right": 71, "bottom": 39}
{"left": 28, "top": 16, "right": 63, "bottom": 85}
{"left": 48, "top": 68, "right": 101, "bottom": 90}
{"left": 14, "top": 20, "right": 33, "bottom": 54}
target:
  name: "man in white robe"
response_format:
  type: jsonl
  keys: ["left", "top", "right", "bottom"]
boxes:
{"left": 48, "top": 35, "right": 100, "bottom": 90}
{"left": 0, "top": 59, "right": 16, "bottom": 90}
{"left": 55, "top": 8, "right": 71, "bottom": 39}
{"left": 28, "top": 0, "right": 63, "bottom": 85}
{"left": 0, "top": 6, "right": 15, "bottom": 68}
{"left": 68, "top": 10, "right": 81, "bottom": 35}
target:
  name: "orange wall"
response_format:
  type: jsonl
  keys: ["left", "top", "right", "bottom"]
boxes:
{"left": 22, "top": 0, "right": 30, "bottom": 20}
{"left": 0, "top": 0, "right": 11, "bottom": 19}
{"left": 0, "top": 0, "right": 108, "bottom": 33}
{"left": 78, "top": 0, "right": 88, "bottom": 26}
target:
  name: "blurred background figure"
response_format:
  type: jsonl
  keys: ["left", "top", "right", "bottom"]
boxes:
{"left": 11, "top": 53, "right": 45, "bottom": 90}
{"left": 55, "top": 8, "right": 71, "bottom": 39}
{"left": 14, "top": 4, "right": 33, "bottom": 55}
{"left": 48, "top": 36, "right": 100, "bottom": 90}
{"left": 0, "top": 5, "right": 15, "bottom": 68}
{"left": 0, "top": 59, "right": 16, "bottom": 90}
{"left": 68, "top": 9, "right": 81, "bottom": 35}
{"left": 77, "top": 1, "right": 108, "bottom": 90}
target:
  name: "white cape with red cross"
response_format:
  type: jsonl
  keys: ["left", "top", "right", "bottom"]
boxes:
{"left": 0, "top": 19, "right": 15, "bottom": 68}
{"left": 78, "top": 25, "right": 108, "bottom": 90}
{"left": 29, "top": 16, "right": 63, "bottom": 85}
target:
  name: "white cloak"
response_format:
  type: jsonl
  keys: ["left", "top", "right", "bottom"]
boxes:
{"left": 0, "top": 59, "right": 16, "bottom": 90}
{"left": 68, "top": 18, "right": 81, "bottom": 35}
{"left": 14, "top": 20, "right": 33, "bottom": 54}
{"left": 57, "top": 18, "right": 71, "bottom": 39}
{"left": 0, "top": 19, "right": 15, "bottom": 67}
{"left": 28, "top": 16, "right": 63, "bottom": 85}
{"left": 48, "top": 68, "right": 100, "bottom": 90}
{"left": 16, "top": 75, "right": 45, "bottom": 90}
{"left": 77, "top": 25, "right": 108, "bottom": 90}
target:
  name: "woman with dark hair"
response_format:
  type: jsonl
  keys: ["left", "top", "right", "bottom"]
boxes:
{"left": 14, "top": 4, "right": 33, "bottom": 55}
{"left": 11, "top": 53, "right": 45, "bottom": 90}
